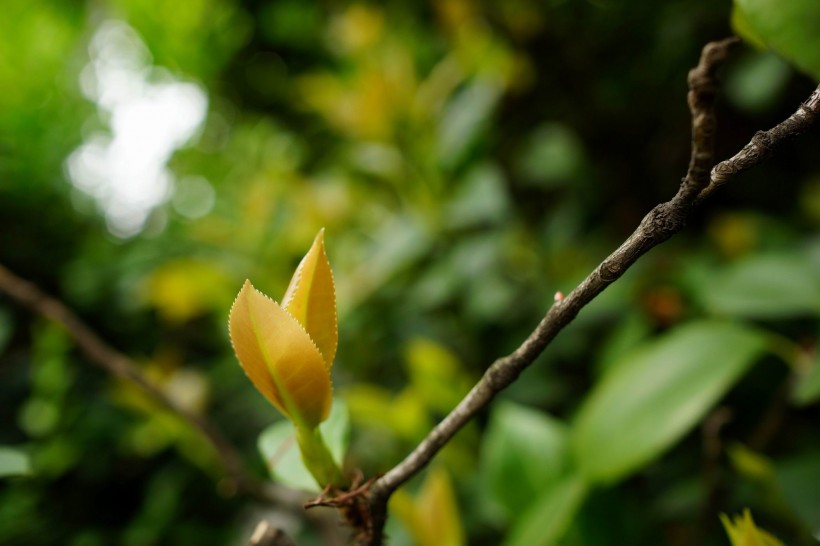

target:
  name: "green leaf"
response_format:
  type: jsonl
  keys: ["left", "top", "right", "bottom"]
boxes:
{"left": 480, "top": 402, "right": 569, "bottom": 522}
{"left": 514, "top": 122, "right": 585, "bottom": 188}
{"left": 572, "top": 321, "right": 767, "bottom": 484}
{"left": 775, "top": 451, "right": 820, "bottom": 534}
{"left": 734, "top": 0, "right": 820, "bottom": 81}
{"left": 257, "top": 399, "right": 350, "bottom": 491}
{"left": 699, "top": 254, "right": 820, "bottom": 319}
{"left": 503, "top": 474, "right": 587, "bottom": 546}
{"left": 259, "top": 0, "right": 320, "bottom": 48}
{"left": 725, "top": 51, "right": 791, "bottom": 113}
{"left": 438, "top": 78, "right": 502, "bottom": 170}
{"left": 792, "top": 337, "right": 820, "bottom": 406}
{"left": 344, "top": 214, "right": 431, "bottom": 306}
{"left": 594, "top": 312, "right": 652, "bottom": 377}
{"left": 0, "top": 446, "right": 31, "bottom": 478}
{"left": 445, "top": 162, "right": 510, "bottom": 229}
{"left": 730, "top": 4, "right": 767, "bottom": 51}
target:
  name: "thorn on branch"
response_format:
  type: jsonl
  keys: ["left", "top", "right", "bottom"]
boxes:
{"left": 304, "top": 471, "right": 380, "bottom": 545}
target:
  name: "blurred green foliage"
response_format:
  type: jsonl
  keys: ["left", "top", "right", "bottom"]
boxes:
{"left": 1, "top": 0, "right": 818, "bottom": 545}
{"left": 733, "top": 0, "right": 820, "bottom": 81}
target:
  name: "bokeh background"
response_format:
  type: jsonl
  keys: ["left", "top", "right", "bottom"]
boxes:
{"left": 1, "top": 0, "right": 819, "bottom": 544}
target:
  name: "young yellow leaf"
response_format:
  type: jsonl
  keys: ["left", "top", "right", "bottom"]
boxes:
{"left": 390, "top": 467, "right": 465, "bottom": 546}
{"left": 721, "top": 509, "right": 785, "bottom": 546}
{"left": 282, "top": 229, "right": 338, "bottom": 369}
{"left": 229, "top": 280, "right": 332, "bottom": 429}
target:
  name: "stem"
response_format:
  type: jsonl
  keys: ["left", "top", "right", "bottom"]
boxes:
{"left": 296, "top": 425, "right": 344, "bottom": 488}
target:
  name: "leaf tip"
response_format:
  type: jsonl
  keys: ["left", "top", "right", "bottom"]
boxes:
{"left": 314, "top": 228, "right": 327, "bottom": 250}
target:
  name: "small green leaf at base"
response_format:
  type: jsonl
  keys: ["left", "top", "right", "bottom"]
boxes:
{"left": 258, "top": 399, "right": 350, "bottom": 491}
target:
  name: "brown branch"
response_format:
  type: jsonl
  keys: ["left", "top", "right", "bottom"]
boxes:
{"left": 681, "top": 37, "right": 740, "bottom": 201}
{"left": 0, "top": 263, "right": 276, "bottom": 504}
{"left": 359, "top": 41, "right": 820, "bottom": 544}
{"left": 698, "top": 82, "right": 820, "bottom": 203}
{"left": 695, "top": 406, "right": 733, "bottom": 544}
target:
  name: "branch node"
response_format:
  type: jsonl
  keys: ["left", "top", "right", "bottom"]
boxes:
{"left": 680, "top": 36, "right": 739, "bottom": 202}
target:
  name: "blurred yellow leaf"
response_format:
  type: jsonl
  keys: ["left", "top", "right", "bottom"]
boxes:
{"left": 144, "top": 259, "right": 233, "bottom": 323}
{"left": 344, "top": 384, "right": 430, "bottom": 441}
{"left": 708, "top": 213, "right": 760, "bottom": 259}
{"left": 435, "top": 0, "right": 477, "bottom": 30}
{"left": 728, "top": 443, "right": 775, "bottom": 482}
{"left": 721, "top": 509, "right": 785, "bottom": 546}
{"left": 405, "top": 338, "right": 471, "bottom": 412}
{"left": 391, "top": 467, "right": 465, "bottom": 546}
{"left": 328, "top": 4, "right": 385, "bottom": 53}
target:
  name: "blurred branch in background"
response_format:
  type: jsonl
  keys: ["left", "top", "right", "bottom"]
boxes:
{"left": 0, "top": 262, "right": 276, "bottom": 504}
{"left": 248, "top": 521, "right": 295, "bottom": 546}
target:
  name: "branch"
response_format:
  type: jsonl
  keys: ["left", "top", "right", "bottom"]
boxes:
{"left": 698, "top": 82, "right": 820, "bottom": 203}
{"left": 0, "top": 263, "right": 276, "bottom": 504}
{"left": 681, "top": 37, "right": 740, "bottom": 200}
{"left": 361, "top": 40, "right": 820, "bottom": 544}
{"left": 249, "top": 521, "right": 296, "bottom": 546}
